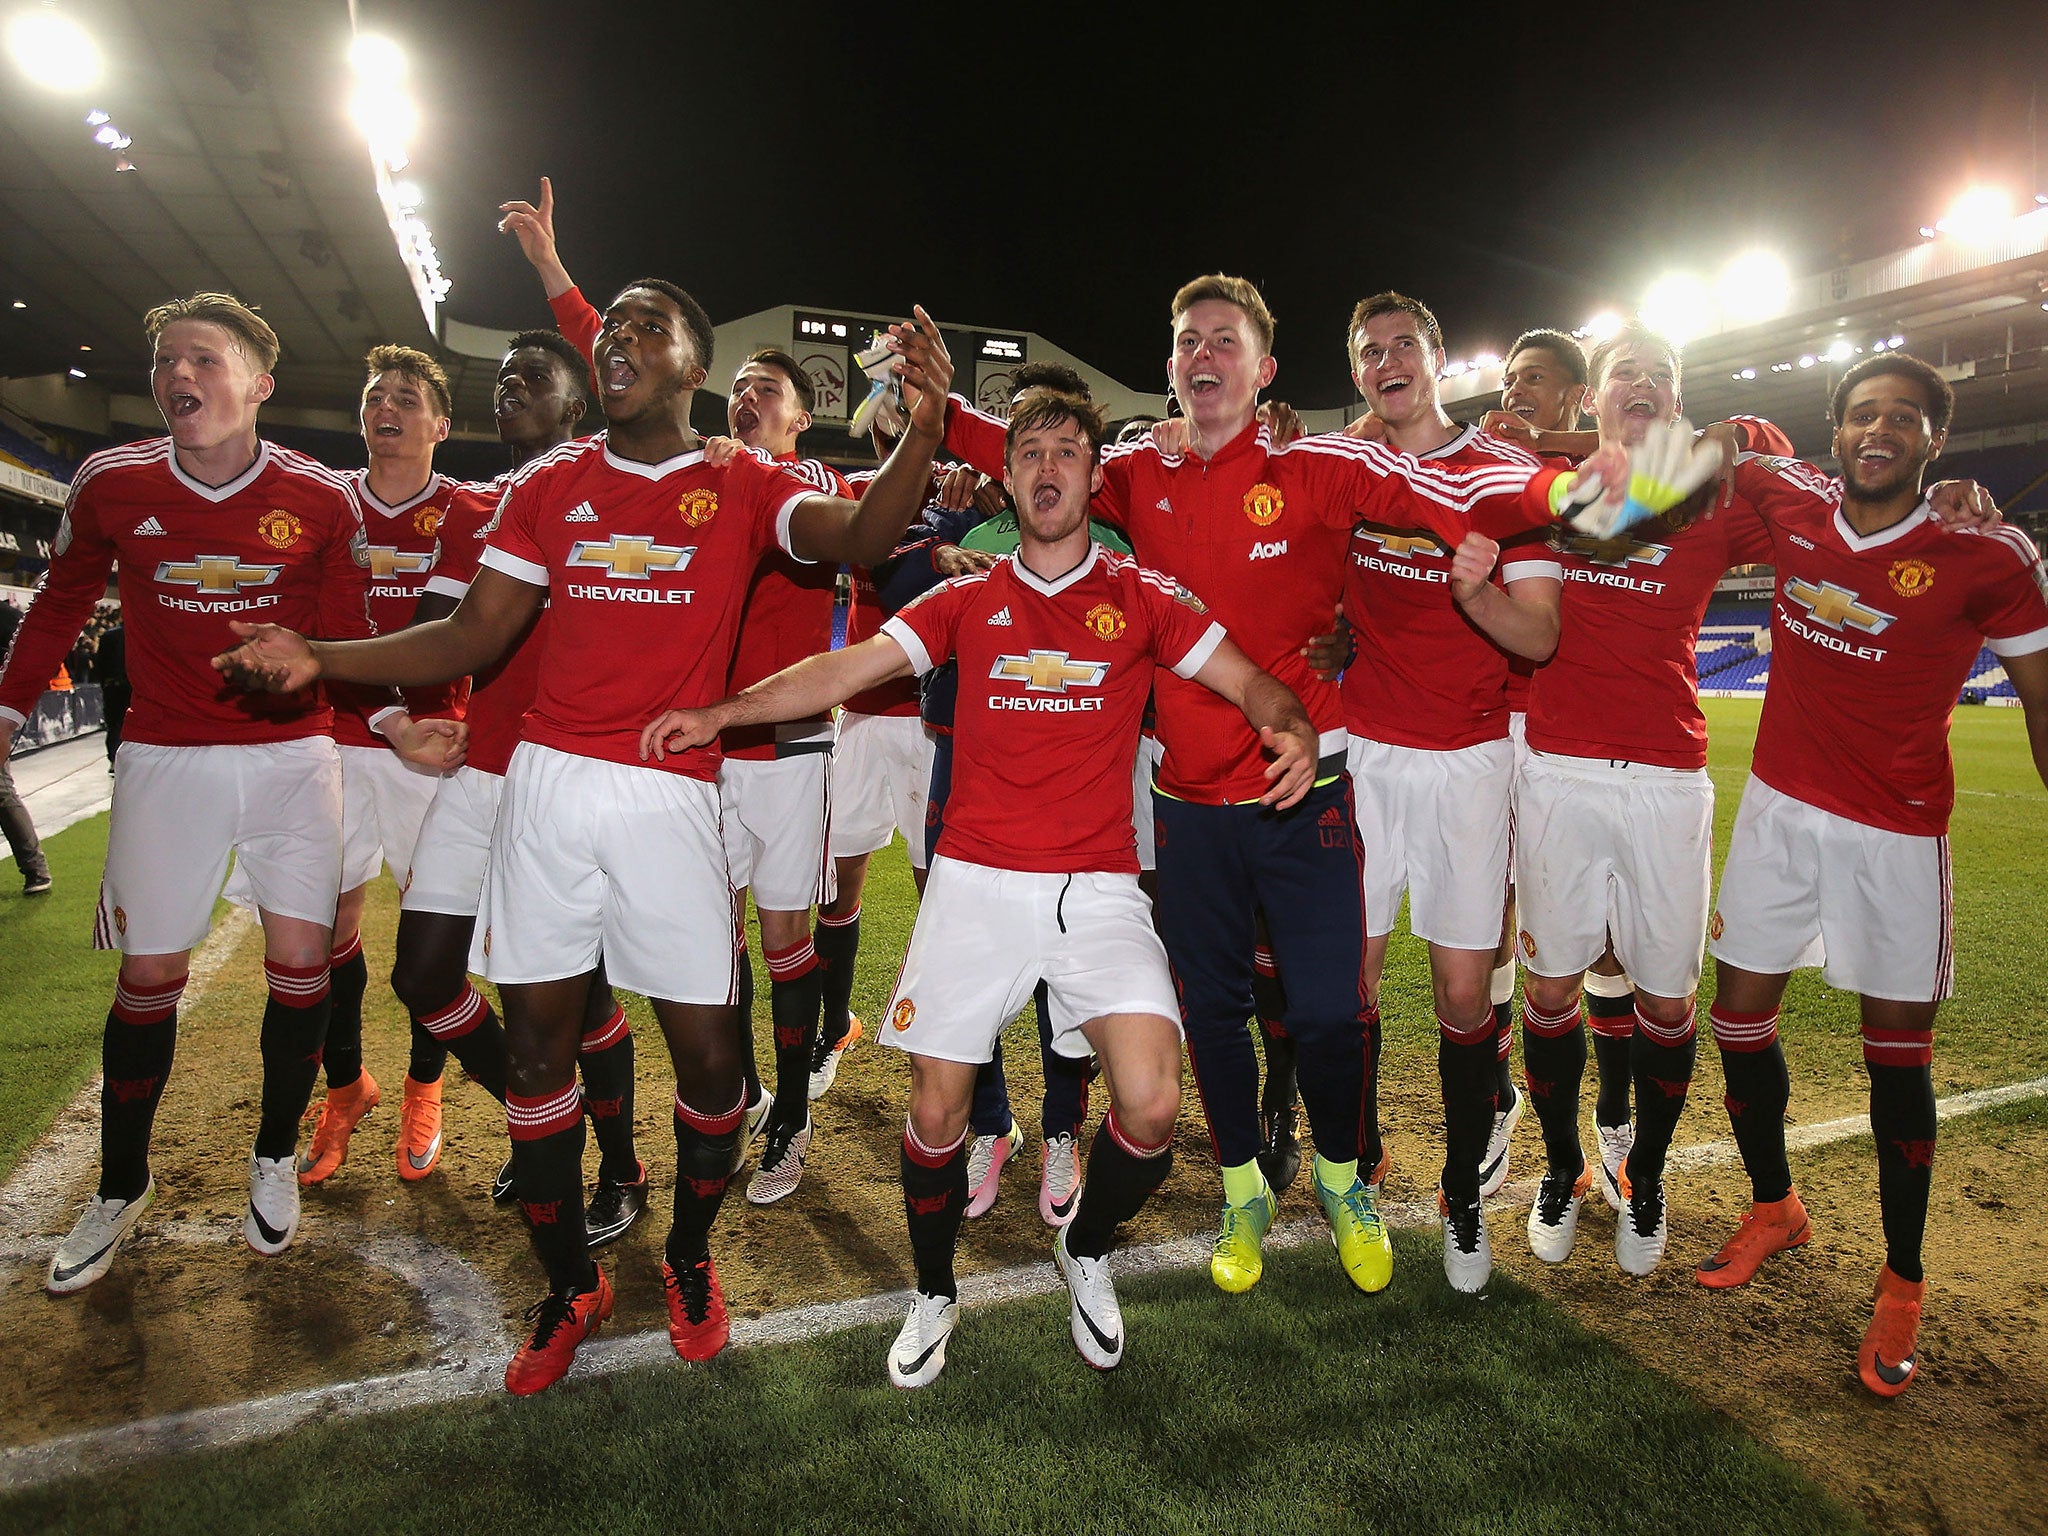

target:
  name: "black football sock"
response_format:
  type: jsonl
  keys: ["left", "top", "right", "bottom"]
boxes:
{"left": 1520, "top": 995, "right": 1587, "bottom": 1179}
{"left": 322, "top": 934, "right": 367, "bottom": 1091}
{"left": 1438, "top": 1016, "right": 1497, "bottom": 1205}
{"left": 406, "top": 1018, "right": 448, "bottom": 1086}
{"left": 735, "top": 948, "right": 762, "bottom": 1102}
{"left": 667, "top": 1091, "right": 742, "bottom": 1268}
{"left": 765, "top": 937, "right": 824, "bottom": 1132}
{"left": 1492, "top": 1002, "right": 1517, "bottom": 1103}
{"left": 1361, "top": 1005, "right": 1384, "bottom": 1176}
{"left": 814, "top": 904, "right": 860, "bottom": 1050}
{"left": 1039, "top": 985, "right": 1091, "bottom": 1140}
{"left": 98, "top": 974, "right": 185, "bottom": 1201}
{"left": 1865, "top": 1031, "right": 1936, "bottom": 1285}
{"left": 1628, "top": 1002, "right": 1697, "bottom": 1190}
{"left": 255, "top": 960, "right": 333, "bottom": 1161}
{"left": 900, "top": 1123, "right": 968, "bottom": 1300}
{"left": 414, "top": 984, "right": 509, "bottom": 1103}
{"left": 579, "top": 1004, "right": 638, "bottom": 1184}
{"left": 1065, "top": 1110, "right": 1173, "bottom": 1261}
{"left": 1587, "top": 988, "right": 1636, "bottom": 1127}
{"left": 1710, "top": 1005, "right": 1792, "bottom": 1204}
{"left": 507, "top": 1084, "right": 595, "bottom": 1293}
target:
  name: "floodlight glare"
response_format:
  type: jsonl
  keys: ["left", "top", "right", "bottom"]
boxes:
{"left": 1639, "top": 274, "right": 1714, "bottom": 345}
{"left": 1581, "top": 311, "right": 1624, "bottom": 343}
{"left": 393, "top": 180, "right": 422, "bottom": 210}
{"left": 1935, "top": 186, "right": 2013, "bottom": 242}
{"left": 1716, "top": 250, "right": 1790, "bottom": 325}
{"left": 350, "top": 85, "right": 418, "bottom": 151}
{"left": 348, "top": 33, "right": 405, "bottom": 85}
{"left": 1822, "top": 339, "right": 1854, "bottom": 363}
{"left": 8, "top": 11, "right": 103, "bottom": 91}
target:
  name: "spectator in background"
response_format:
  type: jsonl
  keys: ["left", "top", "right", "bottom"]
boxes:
{"left": 0, "top": 602, "right": 52, "bottom": 894}
{"left": 93, "top": 614, "right": 128, "bottom": 766}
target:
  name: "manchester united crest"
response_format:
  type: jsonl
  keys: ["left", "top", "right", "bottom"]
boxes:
{"left": 1518, "top": 929, "right": 1537, "bottom": 961}
{"left": 413, "top": 507, "right": 444, "bottom": 538}
{"left": 1887, "top": 557, "right": 1935, "bottom": 599}
{"left": 890, "top": 997, "right": 916, "bottom": 1032}
{"left": 1084, "top": 602, "right": 1127, "bottom": 641}
{"left": 257, "top": 510, "right": 303, "bottom": 550}
{"left": 1709, "top": 911, "right": 1725, "bottom": 941}
{"left": 112, "top": 906, "right": 128, "bottom": 935}
{"left": 678, "top": 488, "right": 719, "bottom": 527}
{"left": 1244, "top": 482, "right": 1284, "bottom": 527}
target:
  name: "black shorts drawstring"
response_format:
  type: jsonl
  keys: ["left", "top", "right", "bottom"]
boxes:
{"left": 1056, "top": 874, "right": 1073, "bottom": 933}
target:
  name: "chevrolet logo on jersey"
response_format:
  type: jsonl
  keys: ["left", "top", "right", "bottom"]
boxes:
{"left": 1783, "top": 577, "right": 1895, "bottom": 635}
{"left": 1563, "top": 532, "right": 1670, "bottom": 567}
{"left": 991, "top": 650, "right": 1110, "bottom": 691}
{"left": 155, "top": 554, "right": 282, "bottom": 593}
{"left": 568, "top": 536, "right": 694, "bottom": 579}
{"left": 1356, "top": 530, "right": 1444, "bottom": 558}
{"left": 366, "top": 545, "right": 437, "bottom": 579}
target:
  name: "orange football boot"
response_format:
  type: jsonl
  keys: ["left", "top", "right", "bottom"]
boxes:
{"left": 1696, "top": 1189, "right": 1811, "bottom": 1288}
{"left": 504, "top": 1267, "right": 613, "bottom": 1396}
{"left": 298, "top": 1070, "right": 381, "bottom": 1185}
{"left": 1858, "top": 1264, "right": 1924, "bottom": 1398}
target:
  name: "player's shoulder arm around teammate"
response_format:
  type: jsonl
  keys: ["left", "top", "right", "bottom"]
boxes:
{"left": 641, "top": 631, "right": 918, "bottom": 763}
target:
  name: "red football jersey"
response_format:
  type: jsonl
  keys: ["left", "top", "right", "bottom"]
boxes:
{"left": 944, "top": 399, "right": 1565, "bottom": 803}
{"left": 330, "top": 469, "right": 475, "bottom": 747}
{"left": 0, "top": 438, "right": 377, "bottom": 746}
{"left": 884, "top": 545, "right": 1224, "bottom": 873}
{"left": 1502, "top": 503, "right": 1773, "bottom": 769}
{"left": 1733, "top": 454, "right": 2048, "bottom": 834}
{"left": 839, "top": 461, "right": 956, "bottom": 719}
{"left": 1341, "top": 425, "right": 1557, "bottom": 751}
{"left": 722, "top": 455, "right": 848, "bottom": 760}
{"left": 421, "top": 471, "right": 541, "bottom": 778}
{"left": 480, "top": 435, "right": 819, "bottom": 778}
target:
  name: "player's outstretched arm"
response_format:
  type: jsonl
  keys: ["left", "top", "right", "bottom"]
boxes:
{"left": 640, "top": 634, "right": 915, "bottom": 763}
{"left": 1450, "top": 532, "right": 1561, "bottom": 662}
{"left": 214, "top": 567, "right": 545, "bottom": 693}
{"left": 497, "top": 177, "right": 574, "bottom": 301}
{"left": 787, "top": 309, "right": 953, "bottom": 567}
{"left": 1187, "top": 637, "right": 1318, "bottom": 809}
{"left": 2006, "top": 648, "right": 2048, "bottom": 791}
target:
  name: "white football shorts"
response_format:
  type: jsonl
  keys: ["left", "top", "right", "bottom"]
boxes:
{"left": 1347, "top": 735, "right": 1513, "bottom": 949}
{"left": 1709, "top": 777, "right": 1953, "bottom": 1003}
{"left": 98, "top": 738, "right": 342, "bottom": 954}
{"left": 880, "top": 855, "right": 1181, "bottom": 1065}
{"left": 400, "top": 764, "right": 505, "bottom": 919}
{"left": 828, "top": 710, "right": 934, "bottom": 870}
{"left": 1513, "top": 750, "right": 1714, "bottom": 999}
{"left": 721, "top": 753, "right": 835, "bottom": 912}
{"left": 474, "top": 742, "right": 735, "bottom": 1001}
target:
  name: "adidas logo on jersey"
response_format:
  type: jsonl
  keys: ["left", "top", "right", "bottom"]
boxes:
{"left": 132, "top": 517, "right": 167, "bottom": 536}
{"left": 564, "top": 500, "right": 599, "bottom": 522}
{"left": 987, "top": 606, "right": 1013, "bottom": 626}
{"left": 1155, "top": 497, "right": 1173, "bottom": 513}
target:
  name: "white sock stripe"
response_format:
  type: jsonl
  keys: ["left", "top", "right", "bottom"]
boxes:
{"left": 114, "top": 981, "right": 187, "bottom": 1012}
{"left": 904, "top": 1119, "right": 966, "bottom": 1160}
{"left": 580, "top": 1009, "right": 628, "bottom": 1052}
{"left": 765, "top": 942, "right": 818, "bottom": 979}
{"left": 263, "top": 967, "right": 331, "bottom": 998}
{"left": 817, "top": 906, "right": 861, "bottom": 928}
{"left": 505, "top": 1083, "right": 582, "bottom": 1125}
{"left": 1522, "top": 997, "right": 1581, "bottom": 1029}
{"left": 420, "top": 987, "right": 485, "bottom": 1037}
{"left": 1635, "top": 1004, "right": 1697, "bottom": 1045}
{"left": 1708, "top": 1010, "right": 1778, "bottom": 1046}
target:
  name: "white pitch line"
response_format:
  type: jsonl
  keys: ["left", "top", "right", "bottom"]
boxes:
{"left": 4, "top": 1075, "right": 2045, "bottom": 1494}
{"left": 0, "top": 907, "right": 258, "bottom": 1264}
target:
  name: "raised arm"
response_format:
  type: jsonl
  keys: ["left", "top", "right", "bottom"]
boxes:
{"left": 641, "top": 633, "right": 914, "bottom": 762}
{"left": 1187, "top": 635, "right": 1318, "bottom": 808}
{"left": 785, "top": 309, "right": 952, "bottom": 568}
{"left": 214, "top": 566, "right": 545, "bottom": 694}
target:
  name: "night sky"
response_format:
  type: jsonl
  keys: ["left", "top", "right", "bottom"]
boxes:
{"left": 369, "top": 0, "right": 2047, "bottom": 409}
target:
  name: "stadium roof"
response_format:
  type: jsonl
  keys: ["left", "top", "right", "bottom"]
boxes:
{"left": 1437, "top": 210, "right": 2048, "bottom": 462}
{"left": 0, "top": 0, "right": 433, "bottom": 421}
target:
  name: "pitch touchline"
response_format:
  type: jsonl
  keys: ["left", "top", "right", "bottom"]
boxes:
{"left": 2, "top": 1073, "right": 2042, "bottom": 1494}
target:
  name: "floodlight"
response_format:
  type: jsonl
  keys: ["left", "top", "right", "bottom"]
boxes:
{"left": 1934, "top": 187, "right": 2012, "bottom": 242}
{"left": 1581, "top": 311, "right": 1624, "bottom": 343}
{"left": 1716, "top": 250, "right": 1790, "bottom": 325}
{"left": 1822, "top": 339, "right": 1854, "bottom": 363}
{"left": 8, "top": 10, "right": 102, "bottom": 91}
{"left": 1640, "top": 274, "right": 1713, "bottom": 345}
{"left": 348, "top": 33, "right": 404, "bottom": 85}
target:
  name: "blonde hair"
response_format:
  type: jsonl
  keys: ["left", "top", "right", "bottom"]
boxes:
{"left": 1170, "top": 274, "right": 1276, "bottom": 354}
{"left": 142, "top": 293, "right": 280, "bottom": 373}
